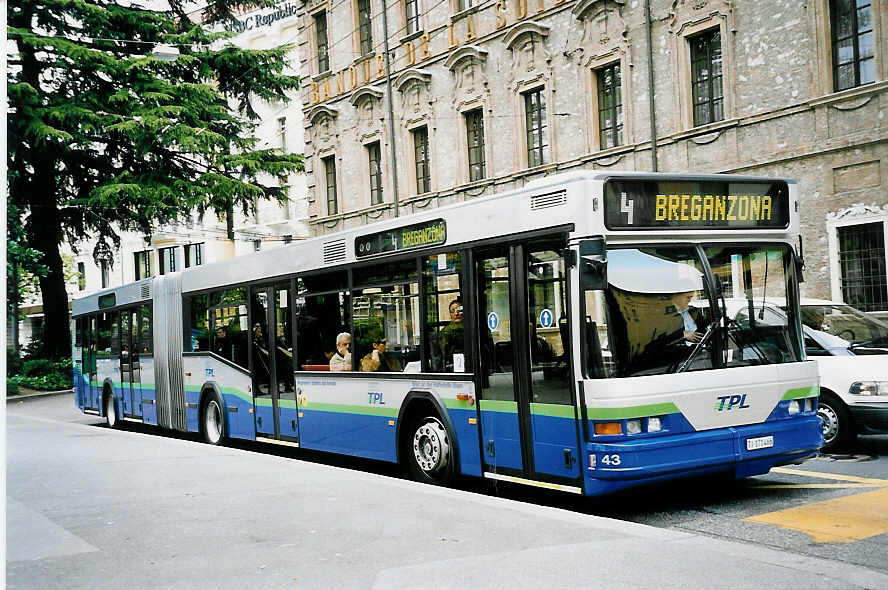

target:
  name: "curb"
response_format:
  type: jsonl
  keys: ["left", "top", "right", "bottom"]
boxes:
{"left": 6, "top": 389, "right": 74, "bottom": 402}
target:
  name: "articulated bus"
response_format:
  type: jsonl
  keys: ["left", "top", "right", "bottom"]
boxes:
{"left": 72, "top": 172, "right": 823, "bottom": 496}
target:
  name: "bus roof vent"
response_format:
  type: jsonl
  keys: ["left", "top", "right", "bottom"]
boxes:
{"left": 140, "top": 283, "right": 151, "bottom": 299}
{"left": 531, "top": 191, "right": 567, "bottom": 210}
{"left": 323, "top": 239, "right": 347, "bottom": 264}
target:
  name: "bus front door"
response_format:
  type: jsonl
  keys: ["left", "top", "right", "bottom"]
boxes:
{"left": 250, "top": 282, "right": 297, "bottom": 443}
{"left": 127, "top": 308, "right": 143, "bottom": 418}
{"left": 475, "top": 240, "right": 581, "bottom": 486}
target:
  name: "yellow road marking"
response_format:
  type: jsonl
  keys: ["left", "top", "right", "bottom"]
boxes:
{"left": 770, "top": 467, "right": 888, "bottom": 486}
{"left": 744, "top": 467, "right": 888, "bottom": 543}
{"left": 745, "top": 488, "right": 888, "bottom": 543}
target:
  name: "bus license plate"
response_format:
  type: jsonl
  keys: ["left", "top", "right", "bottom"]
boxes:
{"left": 746, "top": 435, "right": 774, "bottom": 451}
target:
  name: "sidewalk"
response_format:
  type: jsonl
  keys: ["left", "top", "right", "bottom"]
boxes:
{"left": 6, "top": 387, "right": 73, "bottom": 402}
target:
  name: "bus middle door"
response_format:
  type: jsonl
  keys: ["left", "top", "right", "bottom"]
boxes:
{"left": 475, "top": 240, "right": 581, "bottom": 486}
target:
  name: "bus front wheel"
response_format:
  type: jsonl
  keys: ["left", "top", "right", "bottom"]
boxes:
{"left": 406, "top": 415, "right": 454, "bottom": 486}
{"left": 200, "top": 394, "right": 225, "bottom": 445}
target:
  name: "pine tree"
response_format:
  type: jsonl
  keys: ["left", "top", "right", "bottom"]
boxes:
{"left": 7, "top": 0, "right": 303, "bottom": 359}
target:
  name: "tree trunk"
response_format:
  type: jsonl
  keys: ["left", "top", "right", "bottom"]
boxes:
{"left": 27, "top": 203, "right": 72, "bottom": 360}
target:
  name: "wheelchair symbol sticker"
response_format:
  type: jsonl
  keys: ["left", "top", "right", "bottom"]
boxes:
{"left": 539, "top": 308, "right": 553, "bottom": 328}
{"left": 487, "top": 312, "right": 499, "bottom": 330}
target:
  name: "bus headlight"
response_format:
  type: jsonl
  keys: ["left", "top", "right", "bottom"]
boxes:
{"left": 849, "top": 381, "right": 888, "bottom": 396}
{"left": 788, "top": 400, "right": 801, "bottom": 414}
{"left": 626, "top": 419, "right": 642, "bottom": 434}
{"left": 648, "top": 416, "right": 663, "bottom": 432}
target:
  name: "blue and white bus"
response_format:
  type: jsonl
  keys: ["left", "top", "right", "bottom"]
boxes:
{"left": 72, "top": 171, "right": 822, "bottom": 496}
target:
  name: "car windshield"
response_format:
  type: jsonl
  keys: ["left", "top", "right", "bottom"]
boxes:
{"left": 798, "top": 304, "right": 888, "bottom": 348}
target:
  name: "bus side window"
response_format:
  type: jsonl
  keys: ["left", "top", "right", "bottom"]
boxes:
{"left": 295, "top": 289, "right": 350, "bottom": 371}
{"left": 97, "top": 312, "right": 112, "bottom": 358}
{"left": 140, "top": 304, "right": 152, "bottom": 354}
{"left": 189, "top": 294, "right": 210, "bottom": 352}
{"left": 422, "top": 252, "right": 464, "bottom": 373}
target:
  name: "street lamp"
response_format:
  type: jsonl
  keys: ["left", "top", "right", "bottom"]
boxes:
{"left": 152, "top": 44, "right": 180, "bottom": 61}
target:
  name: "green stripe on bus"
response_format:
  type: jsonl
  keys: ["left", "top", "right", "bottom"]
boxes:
{"left": 530, "top": 403, "right": 576, "bottom": 419}
{"left": 442, "top": 397, "right": 475, "bottom": 410}
{"left": 782, "top": 385, "right": 819, "bottom": 400}
{"left": 479, "top": 400, "right": 518, "bottom": 413}
{"left": 586, "top": 402, "right": 680, "bottom": 420}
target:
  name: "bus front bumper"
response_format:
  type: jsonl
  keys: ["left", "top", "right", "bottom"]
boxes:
{"left": 582, "top": 415, "right": 823, "bottom": 496}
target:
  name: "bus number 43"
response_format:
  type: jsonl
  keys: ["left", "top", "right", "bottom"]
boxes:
{"left": 600, "top": 454, "right": 621, "bottom": 466}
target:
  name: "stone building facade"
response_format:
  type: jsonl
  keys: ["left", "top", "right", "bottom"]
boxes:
{"left": 296, "top": 0, "right": 888, "bottom": 311}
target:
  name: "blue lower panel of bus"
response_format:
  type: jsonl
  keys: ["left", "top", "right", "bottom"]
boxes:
{"left": 445, "top": 407, "right": 482, "bottom": 477}
{"left": 583, "top": 415, "right": 822, "bottom": 496}
{"left": 299, "top": 409, "right": 397, "bottom": 463}
{"left": 480, "top": 403, "right": 524, "bottom": 471}
{"left": 221, "top": 392, "right": 257, "bottom": 440}
{"left": 530, "top": 410, "right": 580, "bottom": 480}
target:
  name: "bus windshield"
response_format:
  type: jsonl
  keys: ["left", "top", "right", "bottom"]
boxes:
{"left": 584, "top": 244, "right": 801, "bottom": 378}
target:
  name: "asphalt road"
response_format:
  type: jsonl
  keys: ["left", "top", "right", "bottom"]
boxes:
{"left": 6, "top": 394, "right": 888, "bottom": 588}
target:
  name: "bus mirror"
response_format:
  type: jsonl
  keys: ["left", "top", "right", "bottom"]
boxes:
{"left": 795, "top": 238, "right": 805, "bottom": 283}
{"left": 579, "top": 237, "right": 607, "bottom": 291}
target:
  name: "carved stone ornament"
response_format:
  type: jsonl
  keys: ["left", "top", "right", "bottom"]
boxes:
{"left": 827, "top": 203, "right": 888, "bottom": 222}
{"left": 349, "top": 86, "right": 384, "bottom": 141}
{"left": 394, "top": 69, "right": 433, "bottom": 124}
{"left": 503, "top": 22, "right": 552, "bottom": 88}
{"left": 445, "top": 45, "right": 489, "bottom": 106}
{"left": 669, "top": 0, "right": 735, "bottom": 34}
{"left": 307, "top": 105, "right": 339, "bottom": 152}
{"left": 569, "top": 0, "right": 630, "bottom": 66}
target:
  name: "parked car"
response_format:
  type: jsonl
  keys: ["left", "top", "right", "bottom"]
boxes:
{"left": 724, "top": 298, "right": 888, "bottom": 452}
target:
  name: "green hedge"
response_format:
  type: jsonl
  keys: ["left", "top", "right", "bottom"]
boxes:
{"left": 7, "top": 358, "right": 73, "bottom": 391}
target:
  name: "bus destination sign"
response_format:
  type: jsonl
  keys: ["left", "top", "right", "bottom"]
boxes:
{"left": 355, "top": 219, "right": 447, "bottom": 258}
{"left": 604, "top": 179, "right": 790, "bottom": 230}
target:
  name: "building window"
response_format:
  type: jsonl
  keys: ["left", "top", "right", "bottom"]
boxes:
{"left": 358, "top": 0, "right": 373, "bottom": 56}
{"left": 254, "top": 240, "right": 262, "bottom": 252}
{"left": 457, "top": 0, "right": 477, "bottom": 11}
{"left": 465, "top": 108, "right": 486, "bottom": 182}
{"left": 596, "top": 63, "right": 623, "bottom": 149}
{"left": 100, "top": 259, "right": 110, "bottom": 288}
{"left": 184, "top": 243, "right": 204, "bottom": 268}
{"left": 315, "top": 11, "right": 329, "bottom": 73}
{"left": 830, "top": 0, "right": 874, "bottom": 91}
{"left": 277, "top": 117, "right": 287, "bottom": 151}
{"left": 134, "top": 250, "right": 152, "bottom": 281}
{"left": 838, "top": 222, "right": 887, "bottom": 311}
{"left": 158, "top": 247, "right": 177, "bottom": 275}
{"left": 523, "top": 88, "right": 547, "bottom": 167}
{"left": 413, "top": 126, "right": 431, "bottom": 194}
{"left": 405, "top": 0, "right": 420, "bottom": 35}
{"left": 690, "top": 29, "right": 724, "bottom": 126}
{"left": 368, "top": 141, "right": 383, "bottom": 205}
{"left": 77, "top": 262, "right": 86, "bottom": 291}
{"left": 323, "top": 155, "right": 338, "bottom": 214}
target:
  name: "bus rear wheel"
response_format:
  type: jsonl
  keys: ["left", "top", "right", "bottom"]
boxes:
{"left": 201, "top": 395, "right": 225, "bottom": 445}
{"left": 406, "top": 415, "right": 454, "bottom": 486}
{"left": 104, "top": 392, "right": 118, "bottom": 429}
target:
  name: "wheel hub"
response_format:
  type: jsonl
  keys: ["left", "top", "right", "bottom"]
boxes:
{"left": 413, "top": 419, "right": 449, "bottom": 473}
{"left": 206, "top": 401, "right": 222, "bottom": 443}
{"left": 818, "top": 404, "right": 839, "bottom": 444}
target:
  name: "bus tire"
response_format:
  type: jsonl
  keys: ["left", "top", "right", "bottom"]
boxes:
{"left": 200, "top": 392, "right": 225, "bottom": 446}
{"left": 405, "top": 414, "right": 454, "bottom": 486}
{"left": 818, "top": 390, "right": 854, "bottom": 453}
{"left": 104, "top": 390, "right": 118, "bottom": 429}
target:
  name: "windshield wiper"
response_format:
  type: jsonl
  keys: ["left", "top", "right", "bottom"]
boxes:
{"left": 676, "top": 320, "right": 717, "bottom": 373}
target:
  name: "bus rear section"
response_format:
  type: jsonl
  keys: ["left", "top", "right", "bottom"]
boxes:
{"left": 577, "top": 239, "right": 823, "bottom": 495}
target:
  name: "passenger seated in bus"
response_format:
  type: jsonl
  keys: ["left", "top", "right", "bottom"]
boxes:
{"left": 329, "top": 332, "right": 352, "bottom": 371}
{"left": 439, "top": 298, "right": 464, "bottom": 369}
{"left": 213, "top": 325, "right": 228, "bottom": 356}
{"left": 361, "top": 334, "right": 403, "bottom": 372}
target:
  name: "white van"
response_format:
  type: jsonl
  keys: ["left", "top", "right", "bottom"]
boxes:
{"left": 727, "top": 298, "right": 888, "bottom": 451}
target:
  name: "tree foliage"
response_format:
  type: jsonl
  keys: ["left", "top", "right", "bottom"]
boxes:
{"left": 7, "top": 0, "right": 304, "bottom": 358}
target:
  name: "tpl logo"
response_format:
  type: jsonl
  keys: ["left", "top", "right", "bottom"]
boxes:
{"left": 715, "top": 394, "right": 751, "bottom": 412}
